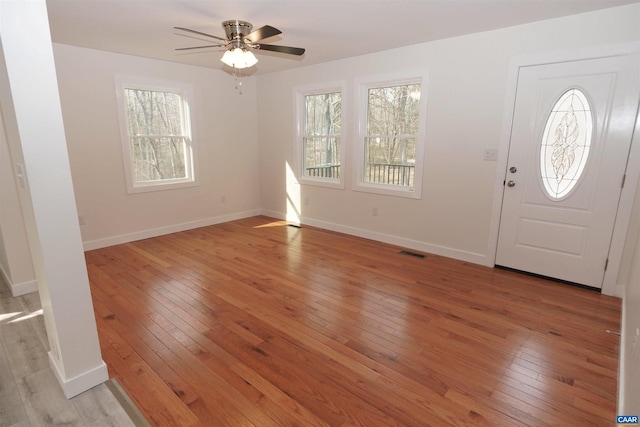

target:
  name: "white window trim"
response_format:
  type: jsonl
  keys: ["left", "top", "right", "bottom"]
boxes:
{"left": 115, "top": 75, "right": 198, "bottom": 194}
{"left": 354, "top": 71, "right": 428, "bottom": 199}
{"left": 294, "top": 81, "right": 347, "bottom": 190}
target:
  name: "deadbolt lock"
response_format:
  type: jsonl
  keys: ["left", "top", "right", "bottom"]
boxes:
{"left": 509, "top": 166, "right": 517, "bottom": 173}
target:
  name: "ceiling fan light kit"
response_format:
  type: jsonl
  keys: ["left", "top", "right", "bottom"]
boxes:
{"left": 220, "top": 48, "right": 258, "bottom": 69}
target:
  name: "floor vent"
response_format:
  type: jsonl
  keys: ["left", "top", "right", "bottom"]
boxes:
{"left": 399, "top": 250, "right": 426, "bottom": 258}
{"left": 287, "top": 223, "right": 301, "bottom": 228}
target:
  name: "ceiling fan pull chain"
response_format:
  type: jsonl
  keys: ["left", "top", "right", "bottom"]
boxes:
{"left": 233, "top": 67, "right": 243, "bottom": 95}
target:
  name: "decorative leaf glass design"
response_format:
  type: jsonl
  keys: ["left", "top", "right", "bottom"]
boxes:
{"left": 540, "top": 88, "right": 592, "bottom": 199}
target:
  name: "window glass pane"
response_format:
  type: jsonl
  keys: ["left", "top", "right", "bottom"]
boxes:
{"left": 305, "top": 92, "right": 341, "bottom": 135}
{"left": 123, "top": 87, "right": 191, "bottom": 186}
{"left": 540, "top": 88, "right": 592, "bottom": 199}
{"left": 125, "top": 89, "right": 183, "bottom": 136}
{"left": 132, "top": 136, "right": 186, "bottom": 182}
{"left": 365, "top": 84, "right": 420, "bottom": 187}
{"left": 303, "top": 92, "right": 341, "bottom": 178}
{"left": 303, "top": 136, "right": 340, "bottom": 178}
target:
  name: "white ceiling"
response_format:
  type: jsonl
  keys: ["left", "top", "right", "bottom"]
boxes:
{"left": 46, "top": 0, "right": 639, "bottom": 75}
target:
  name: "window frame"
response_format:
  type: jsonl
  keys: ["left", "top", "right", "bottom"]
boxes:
{"left": 115, "top": 76, "right": 198, "bottom": 194}
{"left": 354, "top": 72, "right": 428, "bottom": 199}
{"left": 294, "top": 81, "right": 347, "bottom": 189}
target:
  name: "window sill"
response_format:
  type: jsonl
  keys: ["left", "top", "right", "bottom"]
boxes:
{"left": 353, "top": 182, "right": 421, "bottom": 199}
{"left": 298, "top": 176, "right": 345, "bottom": 190}
{"left": 126, "top": 179, "right": 199, "bottom": 194}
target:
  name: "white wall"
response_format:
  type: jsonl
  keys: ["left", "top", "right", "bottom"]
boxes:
{"left": 621, "top": 111, "right": 640, "bottom": 414}
{"left": 622, "top": 195, "right": 640, "bottom": 415}
{"left": 0, "top": 115, "right": 36, "bottom": 295}
{"left": 52, "top": 44, "right": 261, "bottom": 249}
{"left": 256, "top": 3, "right": 640, "bottom": 264}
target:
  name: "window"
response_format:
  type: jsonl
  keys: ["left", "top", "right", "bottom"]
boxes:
{"left": 540, "top": 88, "right": 593, "bottom": 200}
{"left": 356, "top": 73, "right": 427, "bottom": 198}
{"left": 115, "top": 77, "right": 196, "bottom": 193}
{"left": 295, "top": 83, "right": 345, "bottom": 188}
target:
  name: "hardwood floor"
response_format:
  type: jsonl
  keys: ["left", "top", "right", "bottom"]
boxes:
{"left": 85, "top": 216, "right": 622, "bottom": 426}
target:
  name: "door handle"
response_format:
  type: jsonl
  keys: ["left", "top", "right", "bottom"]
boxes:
{"left": 507, "top": 180, "right": 516, "bottom": 187}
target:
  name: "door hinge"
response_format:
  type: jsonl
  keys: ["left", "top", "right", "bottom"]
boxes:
{"left": 621, "top": 174, "right": 626, "bottom": 188}
{"left": 604, "top": 258, "right": 609, "bottom": 271}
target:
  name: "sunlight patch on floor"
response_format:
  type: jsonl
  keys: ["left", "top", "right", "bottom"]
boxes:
{"left": 0, "top": 311, "right": 22, "bottom": 323}
{"left": 8, "top": 308, "right": 43, "bottom": 324}
{"left": 254, "top": 220, "right": 289, "bottom": 228}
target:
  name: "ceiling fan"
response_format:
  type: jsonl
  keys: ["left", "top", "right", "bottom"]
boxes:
{"left": 174, "top": 20, "right": 305, "bottom": 69}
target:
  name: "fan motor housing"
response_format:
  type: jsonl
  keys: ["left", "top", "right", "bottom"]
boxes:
{"left": 222, "top": 20, "right": 252, "bottom": 41}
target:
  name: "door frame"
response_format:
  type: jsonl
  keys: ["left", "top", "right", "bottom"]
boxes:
{"left": 487, "top": 42, "right": 640, "bottom": 297}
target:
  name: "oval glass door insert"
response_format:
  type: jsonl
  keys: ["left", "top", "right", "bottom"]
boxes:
{"left": 539, "top": 88, "right": 593, "bottom": 200}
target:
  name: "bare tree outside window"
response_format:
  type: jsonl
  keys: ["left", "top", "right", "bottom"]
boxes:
{"left": 124, "top": 88, "right": 188, "bottom": 183}
{"left": 303, "top": 92, "right": 341, "bottom": 179}
{"left": 365, "top": 83, "right": 421, "bottom": 187}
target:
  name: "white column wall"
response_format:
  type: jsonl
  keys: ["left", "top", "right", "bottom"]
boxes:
{"left": 0, "top": 0, "right": 107, "bottom": 397}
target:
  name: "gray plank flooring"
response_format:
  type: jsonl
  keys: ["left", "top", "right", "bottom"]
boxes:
{"left": 0, "top": 277, "right": 139, "bottom": 427}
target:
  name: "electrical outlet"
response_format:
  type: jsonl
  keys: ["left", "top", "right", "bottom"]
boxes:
{"left": 220, "top": 195, "right": 226, "bottom": 203}
{"left": 483, "top": 149, "right": 498, "bottom": 161}
{"left": 304, "top": 197, "right": 309, "bottom": 206}
{"left": 78, "top": 215, "right": 86, "bottom": 225}
{"left": 372, "top": 207, "right": 378, "bottom": 217}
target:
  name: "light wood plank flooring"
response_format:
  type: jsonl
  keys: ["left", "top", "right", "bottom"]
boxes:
{"left": 85, "top": 216, "right": 622, "bottom": 426}
{"left": 0, "top": 277, "right": 137, "bottom": 427}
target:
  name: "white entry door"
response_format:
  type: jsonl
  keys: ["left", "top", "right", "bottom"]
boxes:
{"left": 496, "top": 54, "right": 639, "bottom": 288}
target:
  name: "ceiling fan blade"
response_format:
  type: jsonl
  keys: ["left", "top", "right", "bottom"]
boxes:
{"left": 174, "top": 27, "right": 227, "bottom": 42}
{"left": 175, "top": 44, "right": 225, "bottom": 51}
{"left": 245, "top": 25, "right": 281, "bottom": 42}
{"left": 257, "top": 43, "right": 305, "bottom": 56}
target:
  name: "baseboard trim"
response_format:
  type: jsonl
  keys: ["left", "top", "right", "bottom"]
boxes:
{"left": 48, "top": 352, "right": 109, "bottom": 399}
{"left": 82, "top": 210, "right": 261, "bottom": 251}
{"left": 613, "top": 283, "right": 625, "bottom": 298}
{"left": 260, "top": 209, "right": 488, "bottom": 266}
{"left": 0, "top": 265, "right": 37, "bottom": 296}
{"left": 83, "top": 208, "right": 488, "bottom": 265}
{"left": 10, "top": 279, "right": 37, "bottom": 296}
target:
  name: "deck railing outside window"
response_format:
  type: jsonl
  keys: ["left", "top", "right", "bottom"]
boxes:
{"left": 305, "top": 164, "right": 415, "bottom": 186}
{"left": 305, "top": 165, "right": 341, "bottom": 178}
{"left": 365, "top": 163, "right": 414, "bottom": 187}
